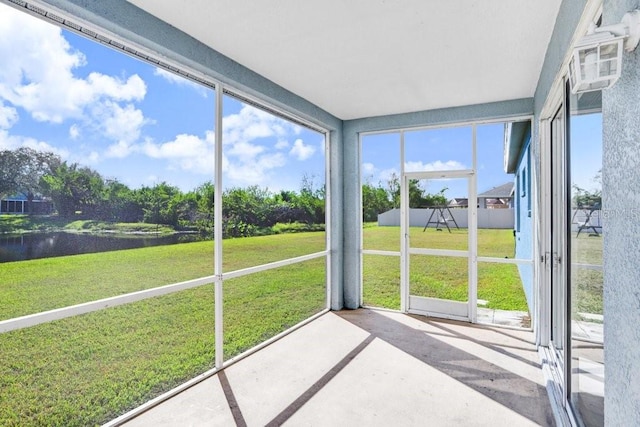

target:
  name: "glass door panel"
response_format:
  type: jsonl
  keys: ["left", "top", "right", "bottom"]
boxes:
{"left": 569, "top": 91, "right": 604, "bottom": 427}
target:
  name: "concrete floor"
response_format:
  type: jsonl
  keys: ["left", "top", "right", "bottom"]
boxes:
{"left": 122, "top": 309, "right": 554, "bottom": 426}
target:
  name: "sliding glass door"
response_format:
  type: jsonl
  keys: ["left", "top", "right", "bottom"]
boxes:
{"left": 545, "top": 79, "right": 604, "bottom": 427}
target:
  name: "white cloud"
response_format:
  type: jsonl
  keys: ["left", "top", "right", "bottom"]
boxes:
{"left": 217, "top": 105, "right": 302, "bottom": 185}
{"left": 93, "top": 101, "right": 150, "bottom": 157}
{"left": 141, "top": 131, "right": 215, "bottom": 175}
{"left": 75, "top": 150, "right": 100, "bottom": 165}
{"left": 226, "top": 140, "right": 265, "bottom": 159}
{"left": 379, "top": 168, "right": 399, "bottom": 184}
{"left": 0, "top": 6, "right": 147, "bottom": 148}
{"left": 223, "top": 105, "right": 301, "bottom": 147}
{"left": 289, "top": 138, "right": 315, "bottom": 161}
{"left": 362, "top": 162, "right": 376, "bottom": 176}
{"left": 404, "top": 160, "right": 466, "bottom": 172}
{"left": 69, "top": 124, "right": 80, "bottom": 140}
{"left": 0, "top": 130, "right": 69, "bottom": 158}
{"left": 0, "top": 101, "right": 18, "bottom": 129}
{"left": 105, "top": 141, "right": 133, "bottom": 158}
{"left": 275, "top": 140, "right": 290, "bottom": 149}
{"left": 224, "top": 152, "right": 287, "bottom": 186}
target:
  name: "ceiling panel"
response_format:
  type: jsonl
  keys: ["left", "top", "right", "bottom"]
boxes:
{"left": 127, "top": 0, "right": 561, "bottom": 120}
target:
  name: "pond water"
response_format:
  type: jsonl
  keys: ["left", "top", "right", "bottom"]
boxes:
{"left": 0, "top": 232, "right": 205, "bottom": 263}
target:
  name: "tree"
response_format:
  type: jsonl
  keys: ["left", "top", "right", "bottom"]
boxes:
{"left": 99, "top": 179, "right": 142, "bottom": 222}
{"left": 572, "top": 170, "right": 602, "bottom": 208}
{"left": 362, "top": 181, "right": 392, "bottom": 222}
{"left": 136, "top": 182, "right": 182, "bottom": 226}
{"left": 222, "top": 186, "right": 273, "bottom": 236}
{"left": 296, "top": 173, "right": 325, "bottom": 224}
{"left": 385, "top": 173, "right": 447, "bottom": 209}
{"left": 191, "top": 181, "right": 215, "bottom": 235}
{"left": 40, "top": 162, "right": 104, "bottom": 217}
{"left": 0, "top": 148, "right": 61, "bottom": 212}
{"left": 387, "top": 173, "right": 401, "bottom": 208}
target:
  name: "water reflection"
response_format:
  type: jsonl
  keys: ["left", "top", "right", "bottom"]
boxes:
{"left": 0, "top": 232, "right": 206, "bottom": 263}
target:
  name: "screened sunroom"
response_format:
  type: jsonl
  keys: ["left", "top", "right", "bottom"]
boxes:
{"left": 1, "top": 0, "right": 638, "bottom": 426}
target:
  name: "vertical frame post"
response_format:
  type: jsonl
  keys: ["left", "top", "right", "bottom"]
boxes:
{"left": 469, "top": 125, "right": 478, "bottom": 322}
{"left": 400, "top": 131, "right": 408, "bottom": 312}
{"left": 214, "top": 85, "right": 224, "bottom": 368}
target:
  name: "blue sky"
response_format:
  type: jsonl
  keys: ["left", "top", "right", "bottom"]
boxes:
{"left": 0, "top": 3, "right": 325, "bottom": 193}
{"left": 362, "top": 124, "right": 516, "bottom": 199}
{"left": 362, "top": 116, "right": 602, "bottom": 200}
{"left": 0, "top": 3, "right": 601, "bottom": 199}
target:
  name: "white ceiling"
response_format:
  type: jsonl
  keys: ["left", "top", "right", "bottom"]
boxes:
{"left": 127, "top": 0, "right": 561, "bottom": 120}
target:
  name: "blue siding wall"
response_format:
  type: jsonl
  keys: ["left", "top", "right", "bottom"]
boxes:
{"left": 513, "top": 138, "right": 534, "bottom": 311}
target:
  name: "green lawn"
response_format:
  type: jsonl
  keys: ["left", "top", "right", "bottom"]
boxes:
{"left": 0, "top": 233, "right": 326, "bottom": 426}
{"left": 363, "top": 227, "right": 528, "bottom": 311}
{"left": 0, "top": 232, "right": 326, "bottom": 320}
{"left": 571, "top": 234, "right": 603, "bottom": 315}
{"left": 0, "top": 226, "right": 541, "bottom": 425}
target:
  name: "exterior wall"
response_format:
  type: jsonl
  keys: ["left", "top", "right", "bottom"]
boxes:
{"left": 602, "top": 1, "right": 640, "bottom": 424}
{"left": 513, "top": 140, "right": 534, "bottom": 311}
{"left": 0, "top": 199, "right": 53, "bottom": 214}
{"left": 377, "top": 208, "right": 515, "bottom": 229}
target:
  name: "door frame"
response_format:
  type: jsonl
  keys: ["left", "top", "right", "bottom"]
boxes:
{"left": 400, "top": 169, "right": 477, "bottom": 322}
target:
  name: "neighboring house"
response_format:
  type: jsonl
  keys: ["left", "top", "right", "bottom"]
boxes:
{"left": 477, "top": 182, "right": 514, "bottom": 208}
{"left": 0, "top": 194, "right": 53, "bottom": 215}
{"left": 448, "top": 197, "right": 468, "bottom": 208}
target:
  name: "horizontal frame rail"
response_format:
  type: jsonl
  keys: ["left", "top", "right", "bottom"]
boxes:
{"left": 222, "top": 251, "right": 327, "bottom": 280}
{"left": 362, "top": 249, "right": 401, "bottom": 257}
{"left": 0, "top": 275, "right": 216, "bottom": 333}
{"left": 0, "top": 250, "right": 329, "bottom": 334}
{"left": 408, "top": 248, "right": 469, "bottom": 257}
{"left": 571, "top": 262, "right": 603, "bottom": 271}
{"left": 477, "top": 256, "right": 534, "bottom": 265}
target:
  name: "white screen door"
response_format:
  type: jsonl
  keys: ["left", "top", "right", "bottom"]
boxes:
{"left": 401, "top": 171, "right": 477, "bottom": 321}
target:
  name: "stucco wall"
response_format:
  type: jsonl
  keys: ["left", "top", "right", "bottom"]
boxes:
{"left": 602, "top": 1, "right": 640, "bottom": 424}
{"left": 513, "top": 141, "right": 534, "bottom": 312}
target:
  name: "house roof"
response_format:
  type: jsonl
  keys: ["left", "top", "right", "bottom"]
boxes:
{"left": 478, "top": 182, "right": 514, "bottom": 199}
{"left": 504, "top": 120, "right": 531, "bottom": 174}
{"left": 126, "top": 0, "right": 562, "bottom": 120}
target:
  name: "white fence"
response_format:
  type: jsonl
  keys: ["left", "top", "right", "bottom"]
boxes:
{"left": 378, "top": 208, "right": 515, "bottom": 229}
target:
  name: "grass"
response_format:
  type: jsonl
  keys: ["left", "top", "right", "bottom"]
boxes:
{"left": 0, "top": 214, "right": 71, "bottom": 234}
{"left": 0, "top": 215, "right": 178, "bottom": 235}
{"left": 0, "top": 287, "right": 216, "bottom": 426}
{"left": 63, "top": 220, "right": 175, "bottom": 234}
{"left": 571, "top": 234, "right": 603, "bottom": 314}
{"left": 0, "top": 234, "right": 326, "bottom": 426}
{"left": 0, "top": 226, "right": 592, "bottom": 425}
{"left": 364, "top": 226, "right": 517, "bottom": 257}
{"left": 363, "top": 227, "right": 527, "bottom": 311}
{"left": 0, "top": 232, "right": 326, "bottom": 320}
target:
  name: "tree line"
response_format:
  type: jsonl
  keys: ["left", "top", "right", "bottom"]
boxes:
{"left": 1, "top": 148, "right": 449, "bottom": 233}
{"left": 0, "top": 147, "right": 324, "bottom": 237}
{"left": 362, "top": 173, "right": 448, "bottom": 222}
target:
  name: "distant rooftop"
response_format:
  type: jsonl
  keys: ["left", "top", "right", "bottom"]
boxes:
{"left": 478, "top": 182, "right": 514, "bottom": 199}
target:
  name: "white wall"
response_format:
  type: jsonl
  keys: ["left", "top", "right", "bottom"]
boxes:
{"left": 378, "top": 208, "right": 514, "bottom": 229}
